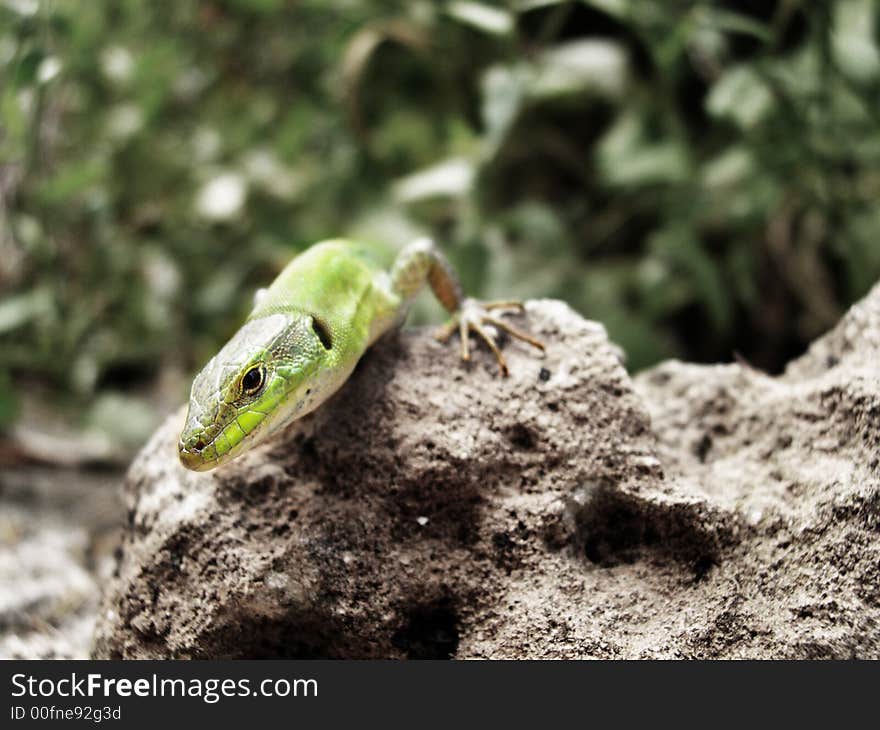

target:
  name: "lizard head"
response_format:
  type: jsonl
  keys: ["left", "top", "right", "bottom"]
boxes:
{"left": 178, "top": 312, "right": 332, "bottom": 471}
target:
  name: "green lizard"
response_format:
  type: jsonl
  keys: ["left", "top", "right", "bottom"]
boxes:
{"left": 178, "top": 238, "right": 544, "bottom": 471}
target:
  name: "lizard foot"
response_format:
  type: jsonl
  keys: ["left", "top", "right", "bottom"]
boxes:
{"left": 434, "top": 298, "right": 544, "bottom": 376}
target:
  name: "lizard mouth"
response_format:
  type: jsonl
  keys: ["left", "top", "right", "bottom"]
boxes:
{"left": 178, "top": 405, "right": 272, "bottom": 471}
{"left": 178, "top": 415, "right": 230, "bottom": 471}
{"left": 178, "top": 442, "right": 220, "bottom": 471}
{"left": 178, "top": 427, "right": 224, "bottom": 471}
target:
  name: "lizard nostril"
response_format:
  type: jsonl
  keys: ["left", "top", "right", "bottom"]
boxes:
{"left": 194, "top": 438, "right": 205, "bottom": 451}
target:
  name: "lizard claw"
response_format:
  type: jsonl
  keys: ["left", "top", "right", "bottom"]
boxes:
{"left": 436, "top": 298, "right": 544, "bottom": 376}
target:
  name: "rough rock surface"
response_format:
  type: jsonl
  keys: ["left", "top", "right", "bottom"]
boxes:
{"left": 93, "top": 294, "right": 880, "bottom": 659}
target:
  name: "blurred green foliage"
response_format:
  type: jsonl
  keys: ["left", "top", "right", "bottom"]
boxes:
{"left": 2, "top": 0, "right": 880, "bottom": 432}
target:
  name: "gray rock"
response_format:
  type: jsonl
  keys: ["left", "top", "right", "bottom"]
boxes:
{"left": 93, "top": 295, "right": 880, "bottom": 658}
{"left": 0, "top": 468, "right": 122, "bottom": 659}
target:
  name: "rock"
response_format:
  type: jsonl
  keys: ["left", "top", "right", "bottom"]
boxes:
{"left": 633, "top": 283, "right": 880, "bottom": 658}
{"left": 0, "top": 468, "right": 123, "bottom": 659}
{"left": 92, "top": 295, "right": 880, "bottom": 659}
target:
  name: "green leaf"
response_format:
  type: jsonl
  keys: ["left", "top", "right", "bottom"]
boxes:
{"left": 481, "top": 64, "right": 528, "bottom": 150}
{"left": 529, "top": 39, "right": 628, "bottom": 100}
{"left": 597, "top": 112, "right": 690, "bottom": 186}
{"left": 696, "top": 8, "right": 772, "bottom": 43}
{"left": 706, "top": 66, "right": 773, "bottom": 129}
{"left": 832, "top": 0, "right": 880, "bottom": 83}
{"left": 393, "top": 157, "right": 475, "bottom": 203}
{"left": 0, "top": 287, "right": 53, "bottom": 335}
{"left": 446, "top": 2, "right": 514, "bottom": 36}
{"left": 13, "top": 47, "right": 43, "bottom": 86}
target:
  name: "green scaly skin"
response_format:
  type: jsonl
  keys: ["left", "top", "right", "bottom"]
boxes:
{"left": 178, "top": 238, "right": 543, "bottom": 471}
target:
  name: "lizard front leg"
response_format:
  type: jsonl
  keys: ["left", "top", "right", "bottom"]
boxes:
{"left": 390, "top": 237, "right": 544, "bottom": 376}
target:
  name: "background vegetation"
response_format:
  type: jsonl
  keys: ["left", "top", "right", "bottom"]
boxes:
{"left": 2, "top": 0, "right": 880, "bottom": 455}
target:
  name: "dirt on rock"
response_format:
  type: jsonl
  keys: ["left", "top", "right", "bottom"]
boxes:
{"left": 92, "top": 294, "right": 880, "bottom": 659}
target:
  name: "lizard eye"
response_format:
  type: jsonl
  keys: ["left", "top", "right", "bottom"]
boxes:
{"left": 241, "top": 365, "right": 265, "bottom": 395}
{"left": 311, "top": 316, "right": 333, "bottom": 350}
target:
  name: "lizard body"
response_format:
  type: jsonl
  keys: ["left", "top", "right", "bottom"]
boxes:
{"left": 178, "top": 238, "right": 542, "bottom": 471}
